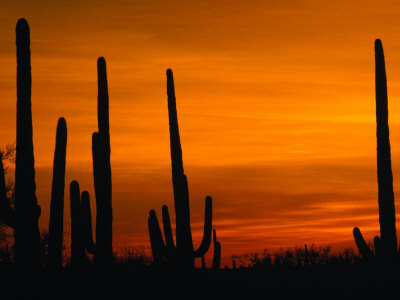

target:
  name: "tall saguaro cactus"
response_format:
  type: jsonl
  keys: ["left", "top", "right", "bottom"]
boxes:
{"left": 92, "top": 57, "right": 113, "bottom": 265}
{"left": 14, "top": 18, "right": 41, "bottom": 268}
{"left": 148, "top": 69, "right": 213, "bottom": 269}
{"left": 48, "top": 118, "right": 67, "bottom": 268}
{"left": 353, "top": 39, "right": 398, "bottom": 261}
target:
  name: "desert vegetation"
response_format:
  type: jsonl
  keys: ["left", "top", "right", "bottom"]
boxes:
{"left": 0, "top": 18, "right": 399, "bottom": 298}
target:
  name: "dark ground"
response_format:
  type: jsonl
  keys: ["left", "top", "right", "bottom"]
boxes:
{"left": 0, "top": 263, "right": 398, "bottom": 299}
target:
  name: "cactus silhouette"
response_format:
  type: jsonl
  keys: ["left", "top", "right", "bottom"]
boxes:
{"left": 0, "top": 19, "right": 72, "bottom": 268}
{"left": 212, "top": 229, "right": 221, "bottom": 270}
{"left": 147, "top": 209, "right": 167, "bottom": 264}
{"left": 69, "top": 181, "right": 95, "bottom": 266}
{"left": 92, "top": 57, "right": 113, "bottom": 265}
{"left": 353, "top": 39, "right": 398, "bottom": 261}
{"left": 68, "top": 57, "right": 113, "bottom": 267}
{"left": 0, "top": 18, "right": 42, "bottom": 268}
{"left": 14, "top": 17, "right": 42, "bottom": 268}
{"left": 48, "top": 118, "right": 67, "bottom": 268}
{"left": 148, "top": 69, "right": 213, "bottom": 269}
{"left": 70, "top": 181, "right": 85, "bottom": 266}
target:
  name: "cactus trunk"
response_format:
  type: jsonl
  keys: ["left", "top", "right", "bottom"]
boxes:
{"left": 92, "top": 57, "right": 113, "bottom": 265}
{"left": 374, "top": 39, "right": 397, "bottom": 258}
{"left": 166, "top": 69, "right": 194, "bottom": 268}
{"left": 14, "top": 18, "right": 41, "bottom": 268}
{"left": 353, "top": 39, "right": 399, "bottom": 261}
{"left": 48, "top": 117, "right": 67, "bottom": 268}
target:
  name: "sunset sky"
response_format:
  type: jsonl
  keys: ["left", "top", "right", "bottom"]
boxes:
{"left": 2, "top": 0, "right": 400, "bottom": 266}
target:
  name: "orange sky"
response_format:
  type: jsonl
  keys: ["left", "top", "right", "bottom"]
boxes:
{"left": 2, "top": 0, "right": 400, "bottom": 266}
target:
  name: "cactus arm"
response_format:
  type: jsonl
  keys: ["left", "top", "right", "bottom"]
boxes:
{"left": 194, "top": 196, "right": 212, "bottom": 258}
{"left": 375, "top": 39, "right": 398, "bottom": 257}
{"left": 148, "top": 210, "right": 167, "bottom": 263}
{"left": 212, "top": 229, "right": 221, "bottom": 270}
{"left": 166, "top": 69, "right": 184, "bottom": 176}
{"left": 48, "top": 117, "right": 67, "bottom": 268}
{"left": 353, "top": 227, "right": 373, "bottom": 259}
{"left": 81, "top": 191, "right": 96, "bottom": 255}
{"left": 70, "top": 181, "right": 86, "bottom": 265}
{"left": 162, "top": 205, "right": 175, "bottom": 249}
{"left": 0, "top": 154, "right": 15, "bottom": 228}
{"left": 14, "top": 18, "right": 41, "bottom": 267}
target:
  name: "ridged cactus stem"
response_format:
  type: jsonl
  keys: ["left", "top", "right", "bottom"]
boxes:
{"left": 48, "top": 117, "right": 67, "bottom": 268}
{"left": 375, "top": 39, "right": 397, "bottom": 258}
{"left": 14, "top": 18, "right": 41, "bottom": 268}
{"left": 92, "top": 57, "right": 113, "bottom": 265}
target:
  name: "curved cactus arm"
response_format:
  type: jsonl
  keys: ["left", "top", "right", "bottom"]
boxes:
{"left": 374, "top": 236, "right": 382, "bottom": 257}
{"left": 212, "top": 229, "right": 221, "bottom": 270}
{"left": 0, "top": 154, "right": 15, "bottom": 228}
{"left": 48, "top": 117, "right": 67, "bottom": 268}
{"left": 162, "top": 205, "right": 176, "bottom": 249}
{"left": 194, "top": 196, "right": 212, "bottom": 258}
{"left": 148, "top": 210, "right": 167, "bottom": 263}
{"left": 375, "top": 39, "right": 397, "bottom": 257}
{"left": 81, "top": 191, "right": 96, "bottom": 255}
{"left": 353, "top": 227, "right": 373, "bottom": 259}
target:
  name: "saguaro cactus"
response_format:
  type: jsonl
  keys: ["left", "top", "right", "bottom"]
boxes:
{"left": 92, "top": 57, "right": 113, "bottom": 265}
{"left": 69, "top": 181, "right": 95, "bottom": 266}
{"left": 353, "top": 39, "right": 398, "bottom": 261}
{"left": 148, "top": 69, "right": 213, "bottom": 269}
{"left": 48, "top": 117, "right": 67, "bottom": 268}
{"left": 14, "top": 18, "right": 41, "bottom": 268}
